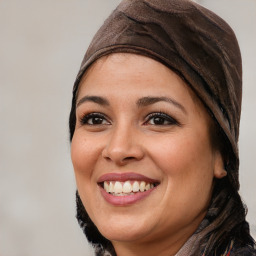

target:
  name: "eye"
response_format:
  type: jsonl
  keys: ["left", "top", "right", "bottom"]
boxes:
{"left": 145, "top": 112, "right": 178, "bottom": 126}
{"left": 80, "top": 113, "right": 110, "bottom": 125}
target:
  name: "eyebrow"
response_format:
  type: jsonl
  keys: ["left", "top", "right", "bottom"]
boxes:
{"left": 137, "top": 96, "right": 187, "bottom": 114}
{"left": 76, "top": 96, "right": 110, "bottom": 108}
{"left": 76, "top": 95, "right": 186, "bottom": 114}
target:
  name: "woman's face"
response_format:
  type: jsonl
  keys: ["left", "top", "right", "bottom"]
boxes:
{"left": 71, "top": 54, "right": 224, "bottom": 252}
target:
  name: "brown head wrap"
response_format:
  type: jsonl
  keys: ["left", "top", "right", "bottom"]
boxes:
{"left": 70, "top": 0, "right": 242, "bottom": 190}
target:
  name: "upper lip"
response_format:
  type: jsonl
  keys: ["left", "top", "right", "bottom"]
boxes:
{"left": 97, "top": 172, "right": 160, "bottom": 184}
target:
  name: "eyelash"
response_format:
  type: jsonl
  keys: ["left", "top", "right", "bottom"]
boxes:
{"left": 79, "top": 112, "right": 179, "bottom": 126}
{"left": 144, "top": 112, "right": 179, "bottom": 126}
{"left": 79, "top": 112, "right": 110, "bottom": 126}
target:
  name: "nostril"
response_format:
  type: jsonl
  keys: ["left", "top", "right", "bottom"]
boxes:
{"left": 102, "top": 143, "right": 144, "bottom": 164}
{"left": 104, "top": 156, "right": 111, "bottom": 160}
{"left": 124, "top": 156, "right": 135, "bottom": 161}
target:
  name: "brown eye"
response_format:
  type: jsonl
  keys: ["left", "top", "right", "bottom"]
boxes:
{"left": 80, "top": 113, "right": 110, "bottom": 125}
{"left": 150, "top": 116, "right": 167, "bottom": 125}
{"left": 145, "top": 112, "right": 178, "bottom": 126}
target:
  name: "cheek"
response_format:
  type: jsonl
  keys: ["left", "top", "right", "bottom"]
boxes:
{"left": 71, "top": 131, "right": 101, "bottom": 186}
{"left": 71, "top": 132, "right": 106, "bottom": 225}
{"left": 150, "top": 132, "right": 212, "bottom": 170}
{"left": 147, "top": 130, "right": 214, "bottom": 206}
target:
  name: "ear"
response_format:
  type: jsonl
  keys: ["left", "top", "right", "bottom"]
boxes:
{"left": 213, "top": 151, "right": 227, "bottom": 179}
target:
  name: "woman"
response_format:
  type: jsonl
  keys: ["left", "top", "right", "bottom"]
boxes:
{"left": 69, "top": 0, "right": 256, "bottom": 255}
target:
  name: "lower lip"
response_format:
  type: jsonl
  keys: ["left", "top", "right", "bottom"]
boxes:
{"left": 99, "top": 186, "right": 156, "bottom": 206}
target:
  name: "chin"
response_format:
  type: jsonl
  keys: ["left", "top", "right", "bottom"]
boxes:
{"left": 94, "top": 213, "right": 156, "bottom": 243}
{"left": 100, "top": 226, "right": 151, "bottom": 243}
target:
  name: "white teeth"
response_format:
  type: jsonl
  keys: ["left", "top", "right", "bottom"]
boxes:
{"left": 123, "top": 181, "right": 132, "bottom": 193}
{"left": 139, "top": 181, "right": 146, "bottom": 192}
{"left": 115, "top": 192, "right": 134, "bottom": 196}
{"left": 114, "top": 181, "right": 123, "bottom": 194}
{"left": 103, "top": 180, "right": 156, "bottom": 195}
{"left": 109, "top": 181, "right": 114, "bottom": 193}
{"left": 145, "top": 183, "right": 151, "bottom": 191}
{"left": 132, "top": 181, "right": 140, "bottom": 192}
{"left": 104, "top": 182, "right": 109, "bottom": 193}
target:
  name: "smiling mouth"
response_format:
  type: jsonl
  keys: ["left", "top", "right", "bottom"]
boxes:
{"left": 99, "top": 180, "right": 159, "bottom": 196}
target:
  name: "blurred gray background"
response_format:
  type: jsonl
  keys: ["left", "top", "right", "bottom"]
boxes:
{"left": 0, "top": 0, "right": 255, "bottom": 255}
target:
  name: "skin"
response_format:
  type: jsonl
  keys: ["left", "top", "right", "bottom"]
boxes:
{"left": 71, "top": 53, "right": 227, "bottom": 256}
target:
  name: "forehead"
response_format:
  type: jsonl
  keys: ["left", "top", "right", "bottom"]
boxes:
{"left": 78, "top": 53, "right": 206, "bottom": 112}
{"left": 78, "top": 53, "right": 189, "bottom": 97}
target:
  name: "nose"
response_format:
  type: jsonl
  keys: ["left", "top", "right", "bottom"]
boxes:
{"left": 102, "top": 124, "right": 144, "bottom": 165}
